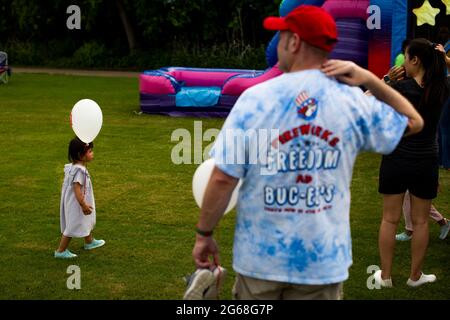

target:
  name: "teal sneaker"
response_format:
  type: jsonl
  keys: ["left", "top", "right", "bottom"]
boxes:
{"left": 439, "top": 219, "right": 450, "bottom": 240}
{"left": 84, "top": 239, "right": 105, "bottom": 250}
{"left": 396, "top": 231, "right": 412, "bottom": 241}
{"left": 54, "top": 249, "right": 77, "bottom": 259}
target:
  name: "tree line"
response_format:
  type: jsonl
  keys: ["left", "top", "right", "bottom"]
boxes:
{"left": 0, "top": 0, "right": 281, "bottom": 69}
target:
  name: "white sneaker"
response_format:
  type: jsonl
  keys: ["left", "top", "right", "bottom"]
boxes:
{"left": 183, "top": 269, "right": 215, "bottom": 300}
{"left": 406, "top": 273, "right": 436, "bottom": 287}
{"left": 204, "top": 266, "right": 227, "bottom": 300}
{"left": 374, "top": 270, "right": 393, "bottom": 288}
{"left": 439, "top": 220, "right": 450, "bottom": 240}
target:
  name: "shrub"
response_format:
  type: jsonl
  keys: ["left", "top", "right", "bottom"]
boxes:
{"left": 2, "top": 40, "right": 269, "bottom": 71}
{"left": 4, "top": 40, "right": 45, "bottom": 65}
{"left": 72, "top": 42, "right": 110, "bottom": 68}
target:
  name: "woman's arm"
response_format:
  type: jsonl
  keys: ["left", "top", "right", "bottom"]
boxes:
{"left": 436, "top": 44, "right": 450, "bottom": 73}
{"left": 322, "top": 60, "right": 424, "bottom": 136}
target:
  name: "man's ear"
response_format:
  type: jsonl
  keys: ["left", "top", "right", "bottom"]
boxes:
{"left": 291, "top": 33, "right": 301, "bottom": 53}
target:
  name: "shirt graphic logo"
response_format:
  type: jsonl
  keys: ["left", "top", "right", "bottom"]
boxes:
{"left": 296, "top": 91, "right": 319, "bottom": 121}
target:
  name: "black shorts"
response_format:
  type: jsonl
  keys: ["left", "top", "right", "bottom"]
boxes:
{"left": 378, "top": 156, "right": 439, "bottom": 200}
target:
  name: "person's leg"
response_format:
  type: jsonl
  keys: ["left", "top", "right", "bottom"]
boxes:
{"left": 379, "top": 193, "right": 405, "bottom": 280}
{"left": 402, "top": 191, "right": 414, "bottom": 234}
{"left": 83, "top": 234, "right": 105, "bottom": 250}
{"left": 429, "top": 205, "right": 445, "bottom": 225}
{"left": 409, "top": 194, "right": 432, "bottom": 281}
{"left": 56, "top": 235, "right": 71, "bottom": 252}
{"left": 55, "top": 235, "right": 77, "bottom": 258}
{"left": 84, "top": 233, "right": 93, "bottom": 244}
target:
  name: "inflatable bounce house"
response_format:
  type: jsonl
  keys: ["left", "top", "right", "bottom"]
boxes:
{"left": 139, "top": 0, "right": 442, "bottom": 117}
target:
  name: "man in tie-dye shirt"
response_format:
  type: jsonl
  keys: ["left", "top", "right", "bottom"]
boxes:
{"left": 191, "top": 5, "right": 423, "bottom": 300}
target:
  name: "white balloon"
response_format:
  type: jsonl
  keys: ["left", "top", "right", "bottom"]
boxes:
{"left": 71, "top": 99, "right": 103, "bottom": 143}
{"left": 192, "top": 158, "right": 242, "bottom": 215}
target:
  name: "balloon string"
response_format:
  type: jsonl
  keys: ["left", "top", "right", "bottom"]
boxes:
{"left": 83, "top": 144, "right": 89, "bottom": 199}
{"left": 83, "top": 166, "right": 87, "bottom": 199}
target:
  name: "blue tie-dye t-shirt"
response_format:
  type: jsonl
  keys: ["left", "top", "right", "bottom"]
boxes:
{"left": 210, "top": 70, "right": 408, "bottom": 285}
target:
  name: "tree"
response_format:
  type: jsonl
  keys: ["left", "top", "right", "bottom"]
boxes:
{"left": 116, "top": 0, "right": 139, "bottom": 54}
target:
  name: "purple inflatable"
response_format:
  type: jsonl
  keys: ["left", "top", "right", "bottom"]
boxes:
{"left": 140, "top": 0, "right": 371, "bottom": 117}
{"left": 140, "top": 65, "right": 282, "bottom": 117}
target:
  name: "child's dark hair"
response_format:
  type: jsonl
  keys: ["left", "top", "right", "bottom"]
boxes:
{"left": 401, "top": 39, "right": 410, "bottom": 54}
{"left": 68, "top": 137, "right": 93, "bottom": 162}
{"left": 406, "top": 38, "right": 449, "bottom": 109}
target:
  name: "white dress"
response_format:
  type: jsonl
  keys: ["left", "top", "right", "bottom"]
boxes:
{"left": 60, "top": 163, "right": 96, "bottom": 238}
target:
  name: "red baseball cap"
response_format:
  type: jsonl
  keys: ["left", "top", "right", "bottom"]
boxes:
{"left": 263, "top": 5, "right": 338, "bottom": 52}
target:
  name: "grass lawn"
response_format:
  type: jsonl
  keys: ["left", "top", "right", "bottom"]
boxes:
{"left": 0, "top": 73, "right": 449, "bottom": 300}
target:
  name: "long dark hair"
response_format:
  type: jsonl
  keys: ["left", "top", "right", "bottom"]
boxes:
{"left": 406, "top": 38, "right": 449, "bottom": 109}
{"left": 68, "top": 137, "right": 93, "bottom": 162}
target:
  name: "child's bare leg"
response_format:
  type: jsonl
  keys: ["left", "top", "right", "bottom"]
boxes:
{"left": 429, "top": 205, "right": 446, "bottom": 226}
{"left": 403, "top": 191, "right": 414, "bottom": 235}
{"left": 57, "top": 235, "right": 72, "bottom": 252}
{"left": 84, "top": 233, "right": 93, "bottom": 244}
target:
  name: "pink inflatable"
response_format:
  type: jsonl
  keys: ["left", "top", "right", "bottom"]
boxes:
{"left": 140, "top": 65, "right": 282, "bottom": 117}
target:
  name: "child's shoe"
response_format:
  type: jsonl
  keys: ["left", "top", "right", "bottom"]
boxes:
{"left": 183, "top": 269, "right": 215, "bottom": 300}
{"left": 395, "top": 231, "right": 412, "bottom": 241}
{"left": 204, "top": 266, "right": 227, "bottom": 300}
{"left": 84, "top": 239, "right": 106, "bottom": 250}
{"left": 406, "top": 273, "right": 436, "bottom": 287}
{"left": 439, "top": 219, "right": 450, "bottom": 240}
{"left": 374, "top": 270, "right": 393, "bottom": 288}
{"left": 54, "top": 249, "right": 77, "bottom": 259}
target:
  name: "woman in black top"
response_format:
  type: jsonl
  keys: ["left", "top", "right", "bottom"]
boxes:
{"left": 375, "top": 39, "right": 450, "bottom": 288}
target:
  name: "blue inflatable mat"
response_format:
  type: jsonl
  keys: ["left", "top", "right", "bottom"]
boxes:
{"left": 175, "top": 87, "right": 222, "bottom": 107}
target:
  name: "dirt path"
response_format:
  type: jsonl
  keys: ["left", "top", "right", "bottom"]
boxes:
{"left": 12, "top": 67, "right": 140, "bottom": 78}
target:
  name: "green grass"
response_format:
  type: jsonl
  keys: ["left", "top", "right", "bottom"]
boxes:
{"left": 0, "top": 73, "right": 449, "bottom": 300}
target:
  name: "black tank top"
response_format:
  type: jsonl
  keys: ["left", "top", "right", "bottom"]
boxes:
{"left": 386, "top": 78, "right": 447, "bottom": 159}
